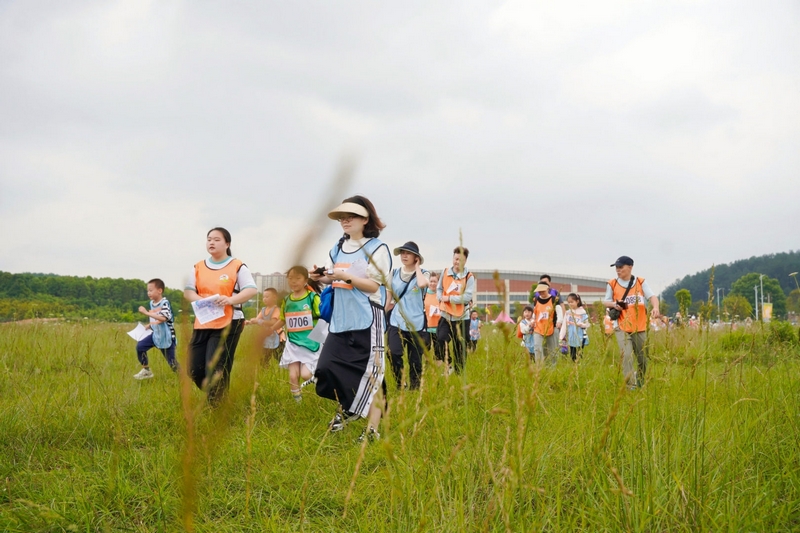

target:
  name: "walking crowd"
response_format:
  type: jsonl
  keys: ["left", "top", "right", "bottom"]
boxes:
{"left": 132, "top": 195, "right": 660, "bottom": 442}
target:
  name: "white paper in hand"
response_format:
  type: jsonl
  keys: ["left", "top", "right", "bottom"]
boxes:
{"left": 308, "top": 319, "right": 329, "bottom": 344}
{"left": 347, "top": 259, "right": 368, "bottom": 280}
{"left": 127, "top": 323, "right": 152, "bottom": 341}
{"left": 192, "top": 295, "right": 225, "bottom": 325}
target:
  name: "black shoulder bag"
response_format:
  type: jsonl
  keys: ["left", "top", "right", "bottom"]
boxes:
{"left": 607, "top": 276, "right": 635, "bottom": 321}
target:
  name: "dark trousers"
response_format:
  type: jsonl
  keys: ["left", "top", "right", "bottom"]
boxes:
{"left": 569, "top": 346, "right": 580, "bottom": 362}
{"left": 437, "top": 318, "right": 468, "bottom": 374}
{"left": 387, "top": 326, "right": 427, "bottom": 390}
{"left": 136, "top": 334, "right": 176, "bottom": 369}
{"left": 429, "top": 330, "right": 446, "bottom": 361}
{"left": 569, "top": 337, "right": 587, "bottom": 362}
{"left": 189, "top": 319, "right": 244, "bottom": 404}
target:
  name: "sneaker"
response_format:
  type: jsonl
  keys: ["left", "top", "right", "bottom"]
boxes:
{"left": 133, "top": 368, "right": 154, "bottom": 380}
{"left": 293, "top": 393, "right": 302, "bottom": 403}
{"left": 328, "top": 411, "right": 356, "bottom": 432}
{"left": 300, "top": 377, "right": 317, "bottom": 389}
{"left": 357, "top": 426, "right": 380, "bottom": 443}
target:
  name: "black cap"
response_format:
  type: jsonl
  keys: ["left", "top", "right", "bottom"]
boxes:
{"left": 610, "top": 256, "right": 634, "bottom": 267}
{"left": 393, "top": 241, "right": 424, "bottom": 265}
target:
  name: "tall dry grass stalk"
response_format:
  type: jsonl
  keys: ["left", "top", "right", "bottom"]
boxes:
{"left": 175, "top": 155, "right": 356, "bottom": 530}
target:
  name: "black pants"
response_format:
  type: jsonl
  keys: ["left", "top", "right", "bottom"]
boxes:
{"left": 437, "top": 318, "right": 468, "bottom": 374}
{"left": 429, "top": 330, "right": 446, "bottom": 361}
{"left": 189, "top": 319, "right": 244, "bottom": 404}
{"left": 387, "top": 326, "right": 428, "bottom": 390}
{"left": 569, "top": 346, "right": 580, "bottom": 362}
{"left": 569, "top": 338, "right": 587, "bottom": 362}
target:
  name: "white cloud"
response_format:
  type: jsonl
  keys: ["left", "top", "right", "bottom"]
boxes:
{"left": 1, "top": 0, "right": 799, "bottom": 294}
{"left": 490, "top": 0, "right": 642, "bottom": 54}
{"left": 562, "top": 19, "right": 726, "bottom": 109}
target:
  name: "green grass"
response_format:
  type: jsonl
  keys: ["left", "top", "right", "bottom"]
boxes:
{"left": 1, "top": 321, "right": 799, "bottom": 532}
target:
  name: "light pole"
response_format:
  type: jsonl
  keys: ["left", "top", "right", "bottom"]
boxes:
{"left": 790, "top": 272, "right": 799, "bottom": 291}
{"left": 759, "top": 274, "right": 764, "bottom": 319}
{"left": 754, "top": 285, "right": 759, "bottom": 321}
{"left": 716, "top": 287, "right": 724, "bottom": 318}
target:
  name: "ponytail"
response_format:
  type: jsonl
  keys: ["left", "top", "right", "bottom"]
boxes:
{"left": 207, "top": 227, "right": 233, "bottom": 257}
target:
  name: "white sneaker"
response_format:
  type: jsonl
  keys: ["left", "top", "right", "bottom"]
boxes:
{"left": 133, "top": 368, "right": 154, "bottom": 380}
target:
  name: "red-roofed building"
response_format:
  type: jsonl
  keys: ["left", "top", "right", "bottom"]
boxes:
{"left": 469, "top": 270, "right": 607, "bottom": 306}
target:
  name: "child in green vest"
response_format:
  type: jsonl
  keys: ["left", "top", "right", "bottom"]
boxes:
{"left": 277, "top": 266, "right": 322, "bottom": 402}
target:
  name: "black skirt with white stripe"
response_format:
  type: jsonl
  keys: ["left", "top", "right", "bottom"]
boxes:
{"left": 314, "top": 303, "right": 385, "bottom": 418}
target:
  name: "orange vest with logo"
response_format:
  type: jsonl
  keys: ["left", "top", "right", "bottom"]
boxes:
{"left": 439, "top": 269, "right": 473, "bottom": 318}
{"left": 609, "top": 277, "right": 648, "bottom": 333}
{"left": 424, "top": 291, "right": 441, "bottom": 329}
{"left": 533, "top": 297, "right": 556, "bottom": 336}
{"left": 193, "top": 258, "right": 243, "bottom": 329}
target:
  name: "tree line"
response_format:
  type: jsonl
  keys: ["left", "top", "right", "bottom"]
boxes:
{"left": 0, "top": 271, "right": 184, "bottom": 322}
{"left": 661, "top": 251, "right": 800, "bottom": 318}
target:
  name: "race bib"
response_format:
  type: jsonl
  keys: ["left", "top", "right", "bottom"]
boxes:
{"left": 445, "top": 281, "right": 462, "bottom": 294}
{"left": 428, "top": 306, "right": 441, "bottom": 317}
{"left": 537, "top": 311, "right": 550, "bottom": 322}
{"left": 331, "top": 262, "right": 354, "bottom": 290}
{"left": 285, "top": 310, "right": 314, "bottom": 332}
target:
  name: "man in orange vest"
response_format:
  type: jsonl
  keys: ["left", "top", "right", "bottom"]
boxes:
{"left": 437, "top": 246, "right": 475, "bottom": 375}
{"left": 604, "top": 256, "right": 660, "bottom": 389}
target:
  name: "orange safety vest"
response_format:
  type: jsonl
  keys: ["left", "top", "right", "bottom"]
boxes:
{"left": 424, "top": 291, "right": 441, "bottom": 329}
{"left": 609, "top": 277, "right": 648, "bottom": 333}
{"left": 193, "top": 258, "right": 243, "bottom": 329}
{"left": 533, "top": 296, "right": 556, "bottom": 336}
{"left": 603, "top": 314, "right": 614, "bottom": 335}
{"left": 439, "top": 269, "right": 473, "bottom": 317}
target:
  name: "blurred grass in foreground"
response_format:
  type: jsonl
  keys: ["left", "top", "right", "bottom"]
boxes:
{"left": 0, "top": 321, "right": 799, "bottom": 532}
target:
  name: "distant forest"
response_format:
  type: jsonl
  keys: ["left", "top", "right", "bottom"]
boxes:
{"left": 661, "top": 251, "right": 800, "bottom": 312}
{"left": 0, "top": 271, "right": 185, "bottom": 322}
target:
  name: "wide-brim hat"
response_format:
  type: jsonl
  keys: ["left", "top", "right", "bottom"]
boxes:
{"left": 610, "top": 255, "right": 634, "bottom": 267}
{"left": 534, "top": 282, "right": 551, "bottom": 293}
{"left": 327, "top": 202, "right": 369, "bottom": 220}
{"left": 393, "top": 241, "right": 424, "bottom": 265}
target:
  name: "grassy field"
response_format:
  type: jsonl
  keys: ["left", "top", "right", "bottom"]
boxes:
{"left": 1, "top": 320, "right": 799, "bottom": 532}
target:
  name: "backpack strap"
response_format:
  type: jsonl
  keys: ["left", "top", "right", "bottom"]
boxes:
{"left": 393, "top": 268, "right": 417, "bottom": 303}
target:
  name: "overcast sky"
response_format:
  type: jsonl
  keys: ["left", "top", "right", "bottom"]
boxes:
{"left": 1, "top": 0, "right": 798, "bottom": 293}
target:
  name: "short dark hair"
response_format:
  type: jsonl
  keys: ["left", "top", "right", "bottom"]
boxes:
{"left": 147, "top": 279, "right": 165, "bottom": 291}
{"left": 264, "top": 287, "right": 278, "bottom": 296}
{"left": 453, "top": 246, "right": 470, "bottom": 259}
{"left": 342, "top": 195, "right": 385, "bottom": 238}
{"left": 523, "top": 305, "right": 534, "bottom": 313}
{"left": 539, "top": 274, "right": 551, "bottom": 282}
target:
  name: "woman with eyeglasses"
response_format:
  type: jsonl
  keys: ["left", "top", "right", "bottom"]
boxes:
{"left": 309, "top": 195, "right": 392, "bottom": 443}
